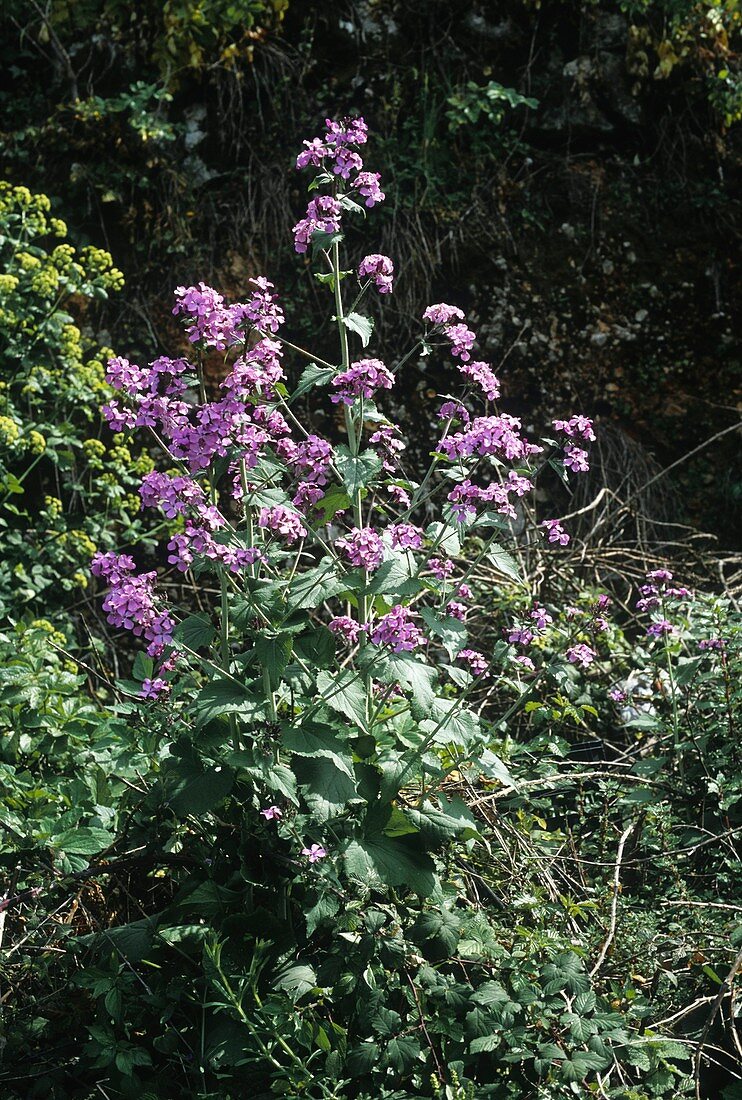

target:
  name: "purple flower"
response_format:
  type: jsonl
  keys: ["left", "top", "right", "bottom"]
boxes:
{"left": 172, "top": 283, "right": 249, "bottom": 349}
{"left": 328, "top": 616, "right": 360, "bottom": 645}
{"left": 91, "top": 553, "right": 174, "bottom": 657}
{"left": 443, "top": 322, "right": 476, "bottom": 362}
{"left": 423, "top": 303, "right": 465, "bottom": 326}
{"left": 456, "top": 583, "right": 472, "bottom": 600}
{"left": 139, "top": 677, "right": 170, "bottom": 701}
{"left": 646, "top": 620, "right": 676, "bottom": 638}
{"left": 508, "top": 627, "right": 534, "bottom": 646}
{"left": 647, "top": 568, "right": 673, "bottom": 582}
{"left": 371, "top": 605, "right": 427, "bottom": 652}
{"left": 331, "top": 358, "right": 394, "bottom": 405}
{"left": 106, "top": 356, "right": 151, "bottom": 395}
{"left": 567, "top": 644, "right": 596, "bottom": 668}
{"left": 244, "top": 276, "right": 285, "bottom": 334}
{"left": 553, "top": 415, "right": 596, "bottom": 442}
{"left": 302, "top": 843, "right": 327, "bottom": 863}
{"left": 222, "top": 338, "right": 285, "bottom": 399}
{"left": 388, "top": 522, "right": 424, "bottom": 550}
{"left": 325, "top": 116, "right": 368, "bottom": 147}
{"left": 258, "top": 505, "right": 307, "bottom": 544}
{"left": 440, "top": 415, "right": 540, "bottom": 463}
{"left": 609, "top": 687, "right": 627, "bottom": 703}
{"left": 698, "top": 638, "right": 726, "bottom": 651}
{"left": 351, "top": 172, "right": 385, "bottom": 207}
{"left": 458, "top": 360, "right": 500, "bottom": 401}
{"left": 438, "top": 399, "right": 470, "bottom": 424}
{"left": 336, "top": 527, "right": 385, "bottom": 571}
{"left": 530, "top": 605, "right": 553, "bottom": 630}
{"left": 167, "top": 522, "right": 264, "bottom": 574}
{"left": 458, "top": 649, "right": 489, "bottom": 677}
{"left": 369, "top": 425, "right": 405, "bottom": 472}
{"left": 358, "top": 254, "right": 394, "bottom": 294}
{"left": 296, "top": 137, "right": 331, "bottom": 169}
{"left": 293, "top": 481, "right": 326, "bottom": 514}
{"left": 563, "top": 445, "right": 589, "bottom": 473}
{"left": 513, "top": 654, "right": 536, "bottom": 672}
{"left": 387, "top": 484, "right": 411, "bottom": 508}
{"left": 293, "top": 195, "right": 343, "bottom": 254}
{"left": 446, "top": 601, "right": 467, "bottom": 621}
{"left": 139, "top": 471, "right": 212, "bottom": 521}
{"left": 261, "top": 805, "right": 283, "bottom": 821}
{"left": 541, "top": 519, "right": 570, "bottom": 546}
{"left": 428, "top": 557, "right": 454, "bottom": 581}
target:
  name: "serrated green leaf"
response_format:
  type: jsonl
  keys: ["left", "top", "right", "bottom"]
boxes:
{"left": 343, "top": 311, "right": 374, "bottom": 347}
{"left": 344, "top": 835, "right": 436, "bottom": 895}
{"left": 334, "top": 445, "right": 382, "bottom": 496}
{"left": 316, "top": 669, "right": 368, "bottom": 728}
{"left": 486, "top": 544, "right": 523, "bottom": 583}
{"left": 173, "top": 614, "right": 216, "bottom": 650}
{"left": 294, "top": 756, "right": 358, "bottom": 821}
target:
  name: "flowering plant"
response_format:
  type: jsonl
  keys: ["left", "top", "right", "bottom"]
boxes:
{"left": 92, "top": 116, "right": 595, "bottom": 893}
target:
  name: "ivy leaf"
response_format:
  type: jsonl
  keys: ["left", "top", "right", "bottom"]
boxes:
{"left": 173, "top": 614, "right": 216, "bottom": 651}
{"left": 291, "top": 362, "right": 336, "bottom": 402}
{"left": 343, "top": 312, "right": 374, "bottom": 347}
{"left": 381, "top": 1035, "right": 421, "bottom": 1074}
{"left": 315, "top": 484, "right": 352, "bottom": 524}
{"left": 486, "top": 543, "right": 523, "bottom": 583}
{"left": 334, "top": 445, "right": 382, "bottom": 497}
{"left": 411, "top": 908, "right": 461, "bottom": 954}
{"left": 166, "top": 757, "right": 234, "bottom": 816}
{"left": 376, "top": 652, "right": 436, "bottom": 713}
{"left": 420, "top": 699, "right": 480, "bottom": 749}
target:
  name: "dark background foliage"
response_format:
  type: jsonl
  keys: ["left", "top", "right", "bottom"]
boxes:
{"left": 2, "top": 0, "right": 740, "bottom": 541}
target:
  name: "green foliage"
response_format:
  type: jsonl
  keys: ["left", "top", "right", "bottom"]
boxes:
{"left": 0, "top": 182, "right": 149, "bottom": 620}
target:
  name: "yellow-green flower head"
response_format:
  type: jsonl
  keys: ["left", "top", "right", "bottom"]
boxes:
{"left": 0, "top": 274, "right": 19, "bottom": 296}
{"left": 50, "top": 217, "right": 67, "bottom": 237}
{"left": 26, "top": 429, "right": 46, "bottom": 454}
{"left": 72, "top": 570, "right": 88, "bottom": 588}
{"left": 17, "top": 252, "right": 42, "bottom": 272}
{"left": 67, "top": 529, "right": 97, "bottom": 557}
{"left": 83, "top": 438, "right": 106, "bottom": 459}
{"left": 44, "top": 494, "right": 63, "bottom": 517}
{"left": 0, "top": 415, "right": 21, "bottom": 446}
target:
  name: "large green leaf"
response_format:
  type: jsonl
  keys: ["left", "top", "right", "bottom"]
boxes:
{"left": 51, "top": 825, "right": 113, "bottom": 855}
{"left": 287, "top": 559, "right": 351, "bottom": 612}
{"left": 292, "top": 362, "right": 335, "bottom": 401}
{"left": 371, "top": 651, "right": 436, "bottom": 713}
{"left": 419, "top": 607, "right": 468, "bottom": 659}
{"left": 165, "top": 755, "right": 234, "bottom": 815}
{"left": 281, "top": 721, "right": 353, "bottom": 777}
{"left": 294, "top": 756, "right": 359, "bottom": 821}
{"left": 420, "top": 698, "right": 480, "bottom": 748}
{"left": 343, "top": 834, "right": 436, "bottom": 895}
{"left": 173, "top": 614, "right": 216, "bottom": 650}
{"left": 254, "top": 633, "right": 292, "bottom": 691}
{"left": 366, "top": 553, "right": 422, "bottom": 598}
{"left": 334, "top": 445, "right": 383, "bottom": 497}
{"left": 486, "top": 543, "right": 523, "bottom": 584}
{"left": 315, "top": 669, "right": 368, "bottom": 728}
{"left": 343, "top": 311, "right": 374, "bottom": 347}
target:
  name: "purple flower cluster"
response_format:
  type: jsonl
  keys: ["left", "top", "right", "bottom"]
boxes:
{"left": 91, "top": 552, "right": 174, "bottom": 657}
{"left": 369, "top": 425, "right": 405, "bottom": 473}
{"left": 330, "top": 358, "right": 394, "bottom": 405}
{"left": 329, "top": 616, "right": 361, "bottom": 645}
{"left": 358, "top": 254, "right": 394, "bottom": 294}
{"left": 541, "top": 519, "right": 570, "bottom": 546}
{"left": 567, "top": 643, "right": 596, "bottom": 668}
{"left": 167, "top": 523, "right": 263, "bottom": 574}
{"left": 388, "top": 522, "right": 423, "bottom": 550}
{"left": 440, "top": 415, "right": 541, "bottom": 463}
{"left": 458, "top": 649, "right": 489, "bottom": 677}
{"left": 553, "top": 415, "right": 596, "bottom": 442}
{"left": 139, "top": 471, "right": 213, "bottom": 521}
{"left": 172, "top": 283, "right": 248, "bottom": 350}
{"left": 258, "top": 505, "right": 308, "bottom": 544}
{"left": 221, "top": 338, "right": 286, "bottom": 400}
{"left": 294, "top": 116, "right": 384, "bottom": 252}
{"left": 371, "top": 605, "right": 427, "bottom": 652}
{"left": 139, "top": 677, "right": 170, "bottom": 701}
{"left": 337, "top": 527, "right": 385, "bottom": 571}
{"left": 447, "top": 471, "right": 533, "bottom": 522}
{"left": 458, "top": 360, "right": 501, "bottom": 401}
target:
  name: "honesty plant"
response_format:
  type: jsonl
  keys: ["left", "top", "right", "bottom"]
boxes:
{"left": 91, "top": 116, "right": 596, "bottom": 892}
